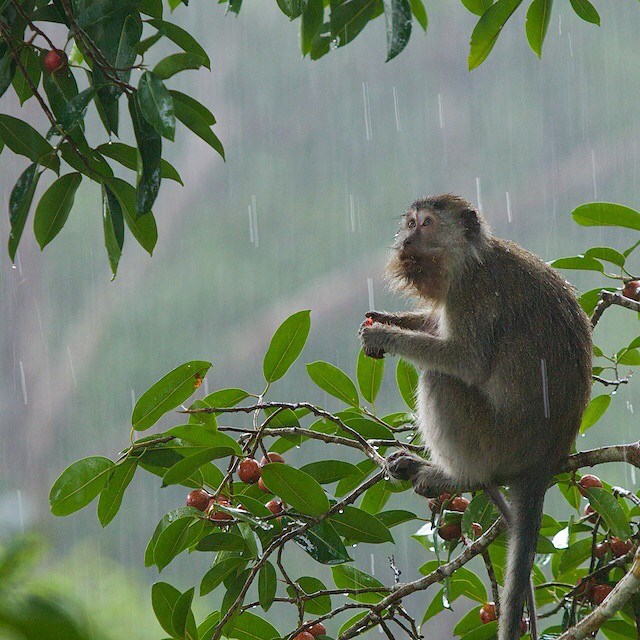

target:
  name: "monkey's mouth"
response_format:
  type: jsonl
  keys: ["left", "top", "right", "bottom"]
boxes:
{"left": 399, "top": 254, "right": 423, "bottom": 272}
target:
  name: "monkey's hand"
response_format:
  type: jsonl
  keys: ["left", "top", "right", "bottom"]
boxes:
{"left": 359, "top": 322, "right": 398, "bottom": 359}
{"left": 386, "top": 449, "right": 426, "bottom": 482}
{"left": 364, "top": 311, "right": 397, "bottom": 325}
{"left": 387, "top": 450, "right": 449, "bottom": 498}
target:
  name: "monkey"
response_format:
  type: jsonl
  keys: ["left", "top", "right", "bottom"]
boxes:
{"left": 359, "top": 194, "right": 592, "bottom": 640}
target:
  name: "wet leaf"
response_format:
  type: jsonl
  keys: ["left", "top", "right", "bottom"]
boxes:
{"left": 525, "top": 0, "right": 552, "bottom": 57}
{"left": 580, "top": 394, "right": 610, "bottom": 433}
{"left": 331, "top": 565, "right": 385, "bottom": 603}
{"left": 329, "top": 0, "right": 382, "bottom": 48}
{"left": 154, "top": 516, "right": 205, "bottom": 569}
{"left": 584, "top": 246, "right": 625, "bottom": 267}
{"left": 461, "top": 0, "right": 494, "bottom": 16}
{"left": 586, "top": 487, "right": 632, "bottom": 539}
{"left": 300, "top": 460, "right": 359, "bottom": 484}
{"left": 147, "top": 19, "right": 210, "bottom": 68}
{"left": 383, "top": 0, "right": 412, "bottom": 61}
{"left": 228, "top": 611, "right": 280, "bottom": 640}
{"left": 172, "top": 587, "right": 197, "bottom": 640}
{"left": 287, "top": 576, "right": 331, "bottom": 614}
{"left": 410, "top": 0, "right": 428, "bottom": 30}
{"left": 151, "top": 582, "right": 180, "bottom": 637}
{"left": 97, "top": 457, "right": 137, "bottom": 526}
{"left": 356, "top": 348, "right": 385, "bottom": 404}
{"left": 8, "top": 162, "right": 40, "bottom": 261}
{"left": 101, "top": 183, "right": 124, "bottom": 279}
{"left": 97, "top": 142, "right": 183, "bottom": 183}
{"left": 301, "top": 0, "right": 324, "bottom": 55}
{"left": 258, "top": 561, "right": 277, "bottom": 610}
{"left": 12, "top": 46, "right": 41, "bottom": 105}
{"left": 173, "top": 91, "right": 225, "bottom": 158}
{"left": 138, "top": 71, "right": 175, "bottom": 140}
{"left": 200, "top": 557, "right": 246, "bottom": 595}
{"left": 396, "top": 358, "right": 418, "bottom": 409}
{"left": 153, "top": 52, "right": 204, "bottom": 79}
{"left": 261, "top": 463, "right": 329, "bottom": 516}
{"left": 0, "top": 114, "right": 58, "bottom": 171}
{"left": 276, "top": 0, "right": 308, "bottom": 18}
{"left": 33, "top": 172, "right": 82, "bottom": 249}
{"left": 307, "top": 361, "right": 359, "bottom": 406}
{"left": 330, "top": 505, "right": 393, "bottom": 543}
{"left": 263, "top": 310, "right": 311, "bottom": 382}
{"left": 569, "top": 0, "right": 599, "bottom": 25}
{"left": 162, "top": 447, "right": 233, "bottom": 486}
{"left": 294, "top": 520, "right": 351, "bottom": 564}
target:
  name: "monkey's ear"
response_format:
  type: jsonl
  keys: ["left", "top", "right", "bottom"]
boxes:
{"left": 460, "top": 208, "right": 481, "bottom": 239}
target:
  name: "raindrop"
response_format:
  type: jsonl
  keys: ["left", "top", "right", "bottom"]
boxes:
{"left": 349, "top": 194, "right": 356, "bottom": 232}
{"left": 367, "top": 277, "right": 375, "bottom": 309}
{"left": 67, "top": 345, "right": 78, "bottom": 389}
{"left": 352, "top": 543, "right": 358, "bottom": 548}
{"left": 568, "top": 33, "right": 574, "bottom": 58}
{"left": 393, "top": 86, "right": 401, "bottom": 132}
{"left": 540, "top": 359, "right": 550, "bottom": 419}
{"left": 130, "top": 389, "right": 136, "bottom": 411}
{"left": 362, "top": 82, "right": 372, "bottom": 141}
{"left": 475, "top": 177, "right": 483, "bottom": 214}
{"left": 505, "top": 191, "right": 512, "bottom": 223}
{"left": 437, "top": 93, "right": 444, "bottom": 129}
{"left": 18, "top": 360, "right": 27, "bottom": 404}
{"left": 611, "top": 390, "right": 617, "bottom": 396}
{"left": 338, "top": 509, "right": 344, "bottom": 514}
{"left": 11, "top": 264, "right": 16, "bottom": 270}
{"left": 591, "top": 149, "right": 598, "bottom": 199}
{"left": 383, "top": 474, "right": 390, "bottom": 481}
{"left": 370, "top": 553, "right": 375, "bottom": 576}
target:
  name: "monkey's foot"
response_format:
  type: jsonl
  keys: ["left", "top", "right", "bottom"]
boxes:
{"left": 386, "top": 449, "right": 427, "bottom": 482}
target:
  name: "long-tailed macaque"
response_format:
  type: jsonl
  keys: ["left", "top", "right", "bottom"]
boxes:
{"left": 359, "top": 195, "right": 592, "bottom": 640}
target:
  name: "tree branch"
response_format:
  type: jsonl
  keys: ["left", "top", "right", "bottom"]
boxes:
{"left": 591, "top": 291, "right": 640, "bottom": 328}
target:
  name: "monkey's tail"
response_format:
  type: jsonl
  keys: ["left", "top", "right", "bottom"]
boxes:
{"left": 499, "top": 477, "right": 546, "bottom": 640}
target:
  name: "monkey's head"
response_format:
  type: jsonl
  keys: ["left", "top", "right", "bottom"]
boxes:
{"left": 387, "top": 194, "right": 490, "bottom": 301}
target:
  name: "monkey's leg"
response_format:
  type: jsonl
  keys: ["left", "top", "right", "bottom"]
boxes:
{"left": 386, "top": 450, "right": 478, "bottom": 496}
{"left": 486, "top": 487, "right": 539, "bottom": 640}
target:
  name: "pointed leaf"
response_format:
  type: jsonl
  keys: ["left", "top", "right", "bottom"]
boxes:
{"left": 550, "top": 255, "right": 604, "bottom": 272}
{"left": 331, "top": 565, "right": 386, "bottom": 603}
{"left": 101, "top": 183, "right": 124, "bottom": 279}
{"left": 97, "top": 457, "right": 137, "bottom": 526}
{"left": 586, "top": 487, "right": 632, "bottom": 539}
{"left": 0, "top": 114, "right": 58, "bottom": 171}
{"left": 461, "top": 0, "right": 494, "bottom": 16}
{"left": 294, "top": 520, "right": 352, "bottom": 564}
{"left": 228, "top": 611, "right": 279, "bottom": 640}
{"left": 260, "top": 463, "right": 329, "bottom": 516}
{"left": 173, "top": 93, "right": 224, "bottom": 158}
{"left": 580, "top": 394, "right": 610, "bottom": 433}
{"left": 396, "top": 358, "right": 418, "bottom": 409}
{"left": 306, "top": 361, "right": 359, "bottom": 406}
{"left": 138, "top": 71, "right": 175, "bottom": 140}
{"left": 258, "top": 561, "right": 277, "bottom": 611}
{"left": 34, "top": 173, "right": 82, "bottom": 249}
{"left": 200, "top": 557, "right": 246, "bottom": 596}
{"left": 383, "top": 0, "right": 412, "bottom": 61}
{"left": 151, "top": 582, "right": 180, "bottom": 637}
{"left": 357, "top": 349, "right": 385, "bottom": 404}
{"left": 153, "top": 53, "right": 204, "bottom": 80}
{"left": 263, "top": 310, "right": 311, "bottom": 382}
{"left": 569, "top": 0, "right": 599, "bottom": 25}
{"left": 172, "top": 587, "right": 197, "bottom": 640}
{"left": 8, "top": 162, "right": 40, "bottom": 261}
{"left": 525, "top": 0, "right": 552, "bottom": 57}
{"left": 330, "top": 506, "right": 393, "bottom": 543}
{"left": 572, "top": 202, "right": 640, "bottom": 231}
{"left": 148, "top": 19, "right": 211, "bottom": 68}
{"left": 287, "top": 576, "right": 331, "bottom": 614}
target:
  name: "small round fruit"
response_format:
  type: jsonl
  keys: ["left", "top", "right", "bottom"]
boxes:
{"left": 293, "top": 633, "right": 315, "bottom": 640}
{"left": 305, "top": 621, "right": 327, "bottom": 636}
{"left": 594, "top": 542, "right": 609, "bottom": 559}
{"left": 584, "top": 504, "right": 598, "bottom": 524}
{"left": 238, "top": 458, "right": 262, "bottom": 484}
{"left": 578, "top": 474, "right": 603, "bottom": 497}
{"left": 260, "top": 452, "right": 285, "bottom": 466}
{"left": 44, "top": 49, "right": 67, "bottom": 73}
{"left": 575, "top": 578, "right": 595, "bottom": 601}
{"left": 267, "top": 498, "right": 284, "bottom": 516}
{"left": 479, "top": 602, "right": 497, "bottom": 624}
{"left": 428, "top": 492, "right": 452, "bottom": 513}
{"left": 438, "top": 522, "right": 462, "bottom": 542}
{"left": 186, "top": 489, "right": 212, "bottom": 512}
{"left": 471, "top": 522, "right": 483, "bottom": 537}
{"left": 622, "top": 280, "right": 640, "bottom": 302}
{"left": 610, "top": 536, "right": 633, "bottom": 558}
{"left": 363, "top": 317, "right": 374, "bottom": 326}
{"left": 207, "top": 501, "right": 232, "bottom": 523}
{"left": 593, "top": 583, "right": 614, "bottom": 605}
{"left": 258, "top": 477, "right": 270, "bottom": 493}
{"left": 449, "top": 496, "right": 470, "bottom": 512}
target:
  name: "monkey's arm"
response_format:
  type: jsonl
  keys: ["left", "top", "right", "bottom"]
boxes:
{"left": 365, "top": 310, "right": 436, "bottom": 332}
{"left": 360, "top": 324, "right": 492, "bottom": 385}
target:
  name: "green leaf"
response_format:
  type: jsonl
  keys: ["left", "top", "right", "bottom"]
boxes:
{"left": 294, "top": 520, "right": 352, "bottom": 564}
{"left": 396, "top": 358, "right": 418, "bottom": 409}
{"left": 329, "top": 0, "right": 382, "bottom": 48}
{"left": 360, "top": 480, "right": 392, "bottom": 514}
{"left": 260, "top": 464, "right": 329, "bottom": 516}
{"left": 200, "top": 557, "right": 246, "bottom": 596}
{"left": 263, "top": 310, "right": 311, "bottom": 382}
{"left": 132, "top": 360, "right": 212, "bottom": 431}
{"left": 550, "top": 255, "right": 604, "bottom": 272}
{"left": 569, "top": 0, "right": 599, "bottom": 25}
{"left": 173, "top": 92, "right": 224, "bottom": 158}
{"left": 584, "top": 247, "right": 625, "bottom": 267}
{"left": 525, "top": 0, "right": 552, "bottom": 57}
{"left": 42, "top": 67, "right": 79, "bottom": 125}
{"left": 330, "top": 506, "right": 393, "bottom": 543}
{"left": 0, "top": 113, "right": 58, "bottom": 171}
{"left": 153, "top": 52, "right": 204, "bottom": 80}
{"left": 586, "top": 487, "right": 632, "bottom": 539}
{"left": 258, "top": 561, "right": 277, "bottom": 611}
{"left": 454, "top": 605, "right": 484, "bottom": 637}
{"left": 49, "top": 456, "right": 114, "bottom": 516}
{"left": 107, "top": 176, "right": 158, "bottom": 254}
{"left": 154, "top": 516, "right": 204, "bottom": 570}
{"left": 147, "top": 19, "right": 210, "bottom": 68}
{"left": 579, "top": 394, "right": 610, "bottom": 433}
{"left": 97, "top": 457, "right": 137, "bottom": 526}
{"left": 161, "top": 448, "right": 229, "bottom": 486}
{"left": 558, "top": 537, "right": 592, "bottom": 575}
{"left": 383, "top": 0, "right": 412, "bottom": 61}
{"left": 138, "top": 71, "right": 175, "bottom": 140}
{"left": 572, "top": 202, "right": 640, "bottom": 231}
{"left": 461, "top": 620, "right": 498, "bottom": 640}
{"left": 450, "top": 567, "right": 488, "bottom": 603}
{"left": 128, "top": 94, "right": 162, "bottom": 215}
{"left": 331, "top": 565, "right": 386, "bottom": 603}
{"left": 300, "top": 460, "right": 359, "bottom": 484}
{"left": 12, "top": 46, "right": 41, "bottom": 105}
{"left": 228, "top": 611, "right": 280, "bottom": 640}
{"left": 468, "top": 0, "right": 524, "bottom": 70}
{"left": 301, "top": 0, "right": 324, "bottom": 55}
{"left": 151, "top": 582, "right": 180, "bottom": 637}
{"left": 55, "top": 87, "right": 96, "bottom": 133}
{"left": 195, "top": 532, "right": 247, "bottom": 552}
{"left": 169, "top": 90, "right": 216, "bottom": 125}
{"left": 97, "top": 142, "right": 183, "bottom": 184}
{"left": 8, "top": 162, "right": 40, "bottom": 261}
{"left": 357, "top": 349, "right": 385, "bottom": 404}
{"left": 0, "top": 52, "right": 16, "bottom": 100}
{"left": 198, "top": 612, "right": 221, "bottom": 640}
{"left": 578, "top": 288, "right": 615, "bottom": 316}
{"left": 172, "top": 587, "right": 197, "bottom": 640}
{"left": 461, "top": 0, "right": 494, "bottom": 16}
{"left": 618, "top": 348, "right": 640, "bottom": 366}
{"left": 33, "top": 173, "right": 82, "bottom": 249}
{"left": 461, "top": 492, "right": 498, "bottom": 538}
{"left": 287, "top": 577, "right": 331, "bottom": 614}
{"left": 140, "top": 0, "right": 163, "bottom": 18}
{"left": 101, "top": 183, "right": 124, "bottom": 279}
{"left": 306, "top": 361, "right": 359, "bottom": 406}
{"left": 410, "top": 0, "right": 427, "bottom": 30}
{"left": 377, "top": 509, "right": 417, "bottom": 527}
{"left": 276, "top": 0, "right": 308, "bottom": 18}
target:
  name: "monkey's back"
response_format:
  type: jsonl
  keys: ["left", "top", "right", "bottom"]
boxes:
{"left": 417, "top": 237, "right": 592, "bottom": 485}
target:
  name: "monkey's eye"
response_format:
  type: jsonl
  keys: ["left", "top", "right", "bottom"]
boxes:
{"left": 422, "top": 217, "right": 432, "bottom": 226}
{"left": 407, "top": 219, "right": 416, "bottom": 229}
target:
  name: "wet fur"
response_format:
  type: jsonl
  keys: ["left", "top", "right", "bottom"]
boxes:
{"left": 361, "top": 194, "right": 592, "bottom": 640}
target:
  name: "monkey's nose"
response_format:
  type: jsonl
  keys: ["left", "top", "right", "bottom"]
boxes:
{"left": 403, "top": 236, "right": 414, "bottom": 247}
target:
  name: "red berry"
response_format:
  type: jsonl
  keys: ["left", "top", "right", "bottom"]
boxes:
{"left": 578, "top": 474, "right": 603, "bottom": 497}
{"left": 186, "top": 489, "right": 212, "bottom": 512}
{"left": 258, "top": 477, "right": 270, "bottom": 493}
{"left": 575, "top": 578, "right": 595, "bottom": 601}
{"left": 238, "top": 458, "right": 262, "bottom": 484}
{"left": 584, "top": 504, "right": 598, "bottom": 523}
{"left": 267, "top": 498, "right": 284, "bottom": 516}
{"left": 44, "top": 49, "right": 67, "bottom": 73}
{"left": 593, "top": 583, "right": 614, "bottom": 605}
{"left": 293, "top": 633, "right": 315, "bottom": 640}
{"left": 622, "top": 280, "right": 640, "bottom": 302}
{"left": 207, "top": 500, "right": 232, "bottom": 523}
{"left": 428, "top": 492, "right": 452, "bottom": 513}
{"left": 363, "top": 317, "right": 374, "bottom": 326}
{"left": 449, "top": 496, "right": 470, "bottom": 512}
{"left": 471, "top": 522, "right": 483, "bottom": 537}
{"left": 594, "top": 542, "right": 609, "bottom": 559}
{"left": 438, "top": 522, "right": 461, "bottom": 541}
{"left": 260, "top": 452, "right": 285, "bottom": 466}
{"left": 610, "top": 536, "right": 633, "bottom": 558}
{"left": 305, "top": 621, "right": 327, "bottom": 636}
{"left": 479, "top": 602, "right": 497, "bottom": 624}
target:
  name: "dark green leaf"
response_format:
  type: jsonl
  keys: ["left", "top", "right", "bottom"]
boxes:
{"left": 377, "top": 509, "right": 417, "bottom": 527}
{"left": 107, "top": 176, "right": 158, "bottom": 254}
{"left": 360, "top": 480, "right": 391, "bottom": 514}
{"left": 454, "top": 605, "right": 484, "bottom": 636}
{"left": 228, "top": 612, "right": 280, "bottom": 640}
{"left": 461, "top": 620, "right": 498, "bottom": 640}
{"left": 151, "top": 582, "right": 180, "bottom": 637}
{"left": 162, "top": 448, "right": 231, "bottom": 486}
{"left": 33, "top": 172, "right": 82, "bottom": 249}
{"left": 549, "top": 255, "right": 604, "bottom": 272}
{"left": 525, "top": 0, "right": 552, "bottom": 57}
{"left": 329, "top": 0, "right": 382, "bottom": 48}
{"left": 258, "top": 561, "right": 277, "bottom": 610}
{"left": 196, "top": 532, "right": 247, "bottom": 552}
{"left": 128, "top": 94, "right": 162, "bottom": 215}
{"left": 357, "top": 349, "right": 385, "bottom": 404}
{"left": 101, "top": 183, "right": 124, "bottom": 279}
{"left": 396, "top": 358, "right": 418, "bottom": 409}
{"left": 200, "top": 557, "right": 246, "bottom": 595}
{"left": 138, "top": 71, "right": 175, "bottom": 140}
{"left": 97, "top": 457, "right": 137, "bottom": 526}
{"left": 8, "top": 162, "right": 40, "bottom": 261}
{"left": 572, "top": 202, "right": 640, "bottom": 231}
{"left": 147, "top": 19, "right": 210, "bottom": 68}
{"left": 198, "top": 612, "right": 221, "bottom": 640}
{"left": 331, "top": 565, "right": 385, "bottom": 603}
{"left": 468, "top": 0, "right": 524, "bottom": 70}
{"left": 558, "top": 537, "right": 592, "bottom": 575}
{"left": 49, "top": 456, "right": 114, "bottom": 516}
{"left": 277, "top": 0, "right": 308, "bottom": 19}
{"left": 586, "top": 487, "right": 632, "bottom": 539}
{"left": 0, "top": 52, "right": 16, "bottom": 100}
{"left": 263, "top": 310, "right": 311, "bottom": 382}
{"left": 569, "top": 0, "right": 599, "bottom": 25}
{"left": 301, "top": 0, "right": 324, "bottom": 55}
{"left": 294, "top": 520, "right": 351, "bottom": 564}
{"left": 153, "top": 52, "right": 204, "bottom": 79}
{"left": 261, "top": 463, "right": 329, "bottom": 516}
{"left": 173, "top": 93, "right": 224, "bottom": 158}
{"left": 97, "top": 142, "right": 183, "bottom": 183}
{"left": 287, "top": 576, "right": 331, "bottom": 614}
{"left": 154, "top": 516, "right": 204, "bottom": 570}
{"left": 140, "top": 0, "right": 163, "bottom": 18}
{"left": 56, "top": 87, "right": 96, "bottom": 133}
{"left": 330, "top": 505, "right": 393, "bottom": 543}
{"left": 307, "top": 361, "right": 359, "bottom": 406}
{"left": 43, "top": 66, "right": 79, "bottom": 123}
{"left": 580, "top": 394, "right": 610, "bottom": 433}
{"left": 461, "top": 492, "right": 498, "bottom": 538}
{"left": 132, "top": 360, "right": 212, "bottom": 431}
{"left": 171, "top": 587, "right": 197, "bottom": 640}
{"left": 409, "top": 0, "right": 427, "bottom": 30}
{"left": 300, "top": 460, "right": 359, "bottom": 484}
{"left": 12, "top": 46, "right": 41, "bottom": 105}
{"left": 383, "top": 0, "right": 412, "bottom": 61}
{"left": 0, "top": 113, "right": 58, "bottom": 170}
{"left": 169, "top": 90, "right": 216, "bottom": 125}
{"left": 460, "top": 0, "right": 494, "bottom": 16}
{"left": 450, "top": 567, "right": 488, "bottom": 603}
